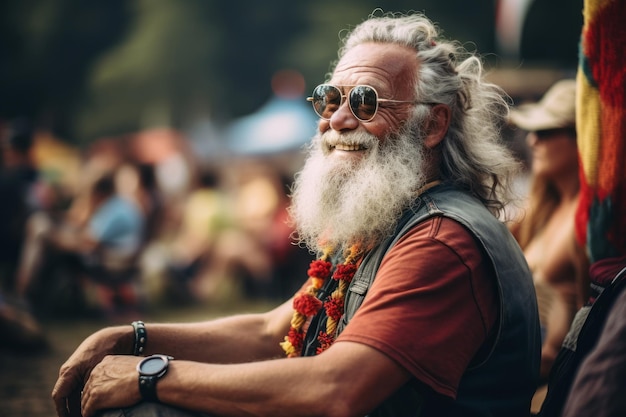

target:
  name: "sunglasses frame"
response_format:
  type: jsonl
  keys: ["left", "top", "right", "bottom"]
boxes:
{"left": 307, "top": 84, "right": 435, "bottom": 122}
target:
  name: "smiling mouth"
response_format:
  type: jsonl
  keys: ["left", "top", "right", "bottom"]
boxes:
{"left": 331, "top": 143, "right": 368, "bottom": 151}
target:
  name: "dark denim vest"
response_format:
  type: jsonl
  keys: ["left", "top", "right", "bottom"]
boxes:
{"left": 307, "top": 184, "right": 540, "bottom": 417}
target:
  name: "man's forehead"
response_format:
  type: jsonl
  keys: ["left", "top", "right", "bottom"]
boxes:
{"left": 335, "top": 43, "right": 416, "bottom": 71}
{"left": 332, "top": 43, "right": 418, "bottom": 88}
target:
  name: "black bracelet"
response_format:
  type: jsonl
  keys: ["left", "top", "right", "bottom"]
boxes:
{"left": 131, "top": 321, "right": 147, "bottom": 356}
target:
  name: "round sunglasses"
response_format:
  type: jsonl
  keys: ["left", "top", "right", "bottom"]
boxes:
{"left": 307, "top": 84, "right": 435, "bottom": 122}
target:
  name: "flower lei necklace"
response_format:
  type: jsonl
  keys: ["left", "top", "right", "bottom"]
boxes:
{"left": 280, "top": 181, "right": 442, "bottom": 358}
{"left": 280, "top": 244, "right": 362, "bottom": 357}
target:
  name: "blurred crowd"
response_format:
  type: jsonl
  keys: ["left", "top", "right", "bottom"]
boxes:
{"left": 0, "top": 120, "right": 313, "bottom": 351}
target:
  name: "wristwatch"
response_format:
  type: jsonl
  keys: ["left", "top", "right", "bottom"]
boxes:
{"left": 136, "top": 354, "right": 173, "bottom": 402}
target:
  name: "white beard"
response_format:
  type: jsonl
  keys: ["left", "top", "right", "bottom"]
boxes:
{"left": 289, "top": 123, "right": 429, "bottom": 254}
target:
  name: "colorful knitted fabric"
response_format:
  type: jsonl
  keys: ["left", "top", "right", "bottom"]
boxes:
{"left": 575, "top": 0, "right": 626, "bottom": 262}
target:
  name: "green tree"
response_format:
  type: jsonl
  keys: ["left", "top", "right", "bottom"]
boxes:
{"left": 0, "top": 0, "right": 130, "bottom": 140}
{"left": 0, "top": 0, "right": 581, "bottom": 146}
{"left": 74, "top": 0, "right": 221, "bottom": 143}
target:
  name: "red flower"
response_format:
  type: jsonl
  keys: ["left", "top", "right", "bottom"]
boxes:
{"left": 324, "top": 297, "right": 345, "bottom": 321}
{"left": 288, "top": 328, "right": 304, "bottom": 351}
{"left": 316, "top": 331, "right": 335, "bottom": 354}
{"left": 282, "top": 246, "right": 364, "bottom": 358}
{"left": 332, "top": 264, "right": 357, "bottom": 282}
{"left": 293, "top": 293, "right": 323, "bottom": 316}
{"left": 308, "top": 260, "right": 332, "bottom": 279}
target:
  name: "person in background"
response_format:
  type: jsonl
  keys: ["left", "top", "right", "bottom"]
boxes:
{"left": 163, "top": 163, "right": 313, "bottom": 303}
{"left": 15, "top": 170, "right": 145, "bottom": 316}
{"left": 0, "top": 118, "right": 50, "bottom": 351}
{"left": 52, "top": 12, "right": 539, "bottom": 417}
{"left": 508, "top": 79, "right": 589, "bottom": 387}
{"left": 163, "top": 167, "right": 230, "bottom": 302}
{"left": 116, "top": 162, "right": 165, "bottom": 245}
{"left": 198, "top": 162, "right": 311, "bottom": 301}
{"left": 0, "top": 118, "right": 53, "bottom": 290}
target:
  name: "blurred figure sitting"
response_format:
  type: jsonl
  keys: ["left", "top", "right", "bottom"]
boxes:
{"left": 164, "top": 168, "right": 229, "bottom": 302}
{"left": 116, "top": 161, "right": 165, "bottom": 244}
{"left": 0, "top": 118, "right": 51, "bottom": 350}
{"left": 164, "top": 163, "right": 312, "bottom": 303}
{"left": 508, "top": 79, "right": 589, "bottom": 386}
{"left": 195, "top": 162, "right": 312, "bottom": 301}
{"left": 0, "top": 119, "right": 54, "bottom": 291}
{"left": 15, "top": 170, "right": 145, "bottom": 318}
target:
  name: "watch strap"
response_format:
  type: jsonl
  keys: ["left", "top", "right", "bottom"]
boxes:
{"left": 139, "top": 375, "right": 159, "bottom": 402}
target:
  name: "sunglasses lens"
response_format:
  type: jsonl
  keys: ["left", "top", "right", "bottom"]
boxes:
{"left": 310, "top": 85, "right": 379, "bottom": 121}
{"left": 312, "top": 85, "right": 342, "bottom": 120}
{"left": 349, "top": 86, "right": 378, "bottom": 121}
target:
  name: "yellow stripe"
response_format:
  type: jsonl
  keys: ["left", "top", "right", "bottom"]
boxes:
{"left": 576, "top": 68, "right": 602, "bottom": 187}
{"left": 583, "top": 0, "right": 610, "bottom": 24}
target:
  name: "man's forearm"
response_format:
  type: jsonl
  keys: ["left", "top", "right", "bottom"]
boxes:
{"left": 151, "top": 341, "right": 409, "bottom": 417}
{"left": 139, "top": 299, "right": 295, "bottom": 363}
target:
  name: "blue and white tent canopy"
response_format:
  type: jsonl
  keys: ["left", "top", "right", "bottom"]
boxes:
{"left": 226, "top": 95, "right": 318, "bottom": 156}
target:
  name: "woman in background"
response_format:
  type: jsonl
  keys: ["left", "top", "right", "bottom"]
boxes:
{"left": 509, "top": 79, "right": 589, "bottom": 385}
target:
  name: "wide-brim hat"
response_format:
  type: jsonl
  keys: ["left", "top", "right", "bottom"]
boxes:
{"left": 509, "top": 79, "right": 576, "bottom": 131}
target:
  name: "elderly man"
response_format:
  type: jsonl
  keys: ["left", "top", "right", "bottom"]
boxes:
{"left": 53, "top": 12, "right": 540, "bottom": 417}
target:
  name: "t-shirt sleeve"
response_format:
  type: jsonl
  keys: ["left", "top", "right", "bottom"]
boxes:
{"left": 335, "top": 216, "right": 498, "bottom": 398}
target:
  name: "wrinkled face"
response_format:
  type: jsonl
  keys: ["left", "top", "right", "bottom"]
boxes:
{"left": 290, "top": 43, "right": 430, "bottom": 252}
{"left": 316, "top": 42, "right": 420, "bottom": 159}
{"left": 527, "top": 127, "right": 578, "bottom": 179}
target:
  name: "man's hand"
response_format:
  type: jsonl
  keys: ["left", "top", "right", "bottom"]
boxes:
{"left": 80, "top": 355, "right": 142, "bottom": 417}
{"left": 52, "top": 327, "right": 133, "bottom": 417}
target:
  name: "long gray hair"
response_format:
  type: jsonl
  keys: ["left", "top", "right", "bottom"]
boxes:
{"left": 336, "top": 11, "right": 520, "bottom": 218}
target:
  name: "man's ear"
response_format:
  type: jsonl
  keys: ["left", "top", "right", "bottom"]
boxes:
{"left": 423, "top": 104, "right": 451, "bottom": 149}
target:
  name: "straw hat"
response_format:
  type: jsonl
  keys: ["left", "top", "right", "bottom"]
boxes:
{"left": 509, "top": 79, "right": 576, "bottom": 131}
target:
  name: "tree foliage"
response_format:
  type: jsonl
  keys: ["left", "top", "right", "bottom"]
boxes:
{"left": 0, "top": 0, "right": 581, "bottom": 145}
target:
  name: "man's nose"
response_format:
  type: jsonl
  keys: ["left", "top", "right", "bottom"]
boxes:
{"left": 328, "top": 100, "right": 359, "bottom": 132}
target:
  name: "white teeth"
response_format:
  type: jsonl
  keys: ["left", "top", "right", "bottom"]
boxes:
{"left": 334, "top": 143, "right": 365, "bottom": 151}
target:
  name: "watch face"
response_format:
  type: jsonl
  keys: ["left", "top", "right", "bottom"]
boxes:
{"left": 140, "top": 356, "right": 166, "bottom": 376}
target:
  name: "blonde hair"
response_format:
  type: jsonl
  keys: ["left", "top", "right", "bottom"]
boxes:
{"left": 513, "top": 178, "right": 560, "bottom": 249}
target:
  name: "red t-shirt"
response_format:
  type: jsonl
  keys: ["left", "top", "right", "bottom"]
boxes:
{"left": 335, "top": 216, "right": 498, "bottom": 398}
